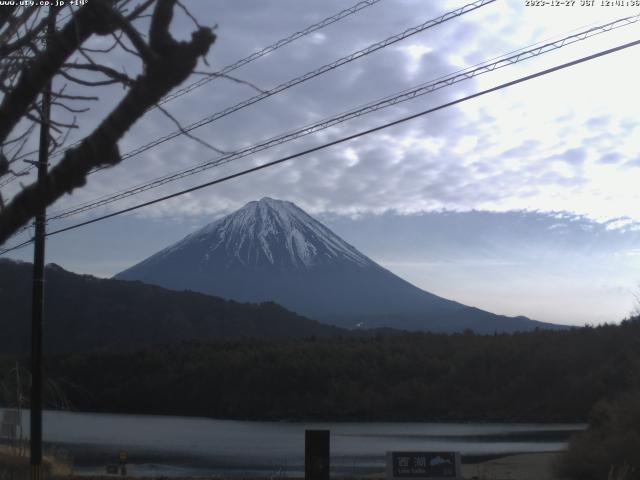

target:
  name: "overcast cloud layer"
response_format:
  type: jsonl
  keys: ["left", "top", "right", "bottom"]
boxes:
{"left": 5, "top": 0, "right": 639, "bottom": 222}
{"left": 3, "top": 0, "right": 640, "bottom": 325}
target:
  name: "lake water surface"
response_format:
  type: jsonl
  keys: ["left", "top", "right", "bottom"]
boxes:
{"left": 5, "top": 409, "right": 584, "bottom": 476}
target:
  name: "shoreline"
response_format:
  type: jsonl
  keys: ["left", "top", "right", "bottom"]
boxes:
{"left": 64, "top": 454, "right": 566, "bottom": 480}
{"left": 462, "top": 452, "right": 563, "bottom": 480}
{"left": 2, "top": 449, "right": 566, "bottom": 480}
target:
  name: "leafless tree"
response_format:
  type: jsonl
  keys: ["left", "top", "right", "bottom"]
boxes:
{"left": 0, "top": 0, "right": 216, "bottom": 245}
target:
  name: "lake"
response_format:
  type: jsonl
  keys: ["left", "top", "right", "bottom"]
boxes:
{"left": 3, "top": 409, "right": 584, "bottom": 476}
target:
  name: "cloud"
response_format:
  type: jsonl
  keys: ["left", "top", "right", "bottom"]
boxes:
{"left": 561, "top": 147, "right": 587, "bottom": 165}
{"left": 322, "top": 209, "right": 640, "bottom": 325}
{"left": 587, "top": 115, "right": 610, "bottom": 129}
{"left": 9, "top": 0, "right": 638, "bottom": 235}
{"left": 7, "top": 1, "right": 640, "bottom": 330}
{"left": 625, "top": 156, "right": 640, "bottom": 168}
{"left": 599, "top": 152, "right": 622, "bottom": 164}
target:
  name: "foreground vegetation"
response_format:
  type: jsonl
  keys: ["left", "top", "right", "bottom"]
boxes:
{"left": 559, "top": 392, "right": 640, "bottom": 480}
{"left": 2, "top": 319, "right": 640, "bottom": 479}
{"left": 2, "top": 317, "right": 639, "bottom": 422}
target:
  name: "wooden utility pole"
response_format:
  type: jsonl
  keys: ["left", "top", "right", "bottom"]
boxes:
{"left": 30, "top": 8, "right": 55, "bottom": 480}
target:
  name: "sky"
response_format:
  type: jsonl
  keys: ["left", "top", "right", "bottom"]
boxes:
{"left": 2, "top": 0, "right": 640, "bottom": 326}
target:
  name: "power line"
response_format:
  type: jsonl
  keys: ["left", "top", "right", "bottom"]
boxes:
{"left": 156, "top": 0, "right": 384, "bottom": 107}
{"left": 3, "top": 36, "right": 638, "bottom": 256}
{"left": 1, "top": 0, "right": 385, "bottom": 185}
{"left": 88, "top": 0, "right": 496, "bottom": 174}
{"left": 7, "top": 11, "right": 637, "bottom": 210}
{"left": 0, "top": 168, "right": 29, "bottom": 188}
{"left": 46, "top": 13, "right": 640, "bottom": 222}
{"left": 0, "top": 237, "right": 32, "bottom": 255}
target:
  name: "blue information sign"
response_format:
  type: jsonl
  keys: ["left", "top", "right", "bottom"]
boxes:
{"left": 390, "top": 452, "right": 459, "bottom": 478}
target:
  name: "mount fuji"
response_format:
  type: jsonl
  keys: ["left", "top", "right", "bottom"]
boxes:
{"left": 115, "top": 198, "right": 558, "bottom": 333}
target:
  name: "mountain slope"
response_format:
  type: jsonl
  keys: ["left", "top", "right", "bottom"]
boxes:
{"left": 116, "top": 198, "right": 560, "bottom": 333}
{"left": 0, "top": 259, "right": 345, "bottom": 354}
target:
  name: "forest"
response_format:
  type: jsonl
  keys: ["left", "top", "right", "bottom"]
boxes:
{"left": 2, "top": 317, "right": 639, "bottom": 423}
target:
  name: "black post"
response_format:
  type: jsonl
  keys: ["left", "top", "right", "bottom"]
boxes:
{"left": 30, "top": 8, "right": 54, "bottom": 480}
{"left": 305, "top": 430, "right": 330, "bottom": 480}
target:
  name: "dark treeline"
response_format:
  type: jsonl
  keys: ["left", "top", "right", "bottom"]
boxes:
{"left": 560, "top": 391, "right": 640, "bottom": 480}
{"left": 3, "top": 318, "right": 640, "bottom": 422}
{"left": 0, "top": 260, "right": 344, "bottom": 355}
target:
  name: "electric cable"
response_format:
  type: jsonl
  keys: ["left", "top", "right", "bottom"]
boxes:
{"left": 2, "top": 36, "right": 638, "bottom": 255}
{"left": 46, "top": 13, "right": 640, "bottom": 223}
{"left": 0, "top": 0, "right": 385, "bottom": 185}
{"left": 87, "top": 0, "right": 496, "bottom": 174}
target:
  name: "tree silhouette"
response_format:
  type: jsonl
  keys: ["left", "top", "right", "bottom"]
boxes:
{"left": 0, "top": 0, "right": 216, "bottom": 245}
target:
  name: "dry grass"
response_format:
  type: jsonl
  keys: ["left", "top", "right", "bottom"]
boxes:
{"left": 462, "top": 453, "right": 566, "bottom": 480}
{"left": 0, "top": 444, "right": 72, "bottom": 477}
{"left": 1, "top": 448, "right": 570, "bottom": 480}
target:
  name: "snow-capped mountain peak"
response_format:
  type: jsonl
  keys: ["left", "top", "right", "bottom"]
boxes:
{"left": 115, "top": 198, "right": 556, "bottom": 333}
{"left": 152, "top": 197, "right": 373, "bottom": 270}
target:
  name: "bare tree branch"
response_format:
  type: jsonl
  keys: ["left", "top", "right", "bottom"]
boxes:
{"left": 0, "top": 15, "right": 48, "bottom": 57}
{"left": 63, "top": 62, "right": 135, "bottom": 86}
{"left": 0, "top": 1, "right": 119, "bottom": 144}
{"left": 156, "top": 103, "right": 228, "bottom": 155}
{"left": 0, "top": 6, "right": 18, "bottom": 31}
{"left": 177, "top": 0, "right": 202, "bottom": 29}
{"left": 59, "top": 69, "right": 127, "bottom": 87}
{"left": 125, "top": 0, "right": 156, "bottom": 20}
{"left": 105, "top": 4, "right": 157, "bottom": 62}
{"left": 0, "top": 0, "right": 216, "bottom": 244}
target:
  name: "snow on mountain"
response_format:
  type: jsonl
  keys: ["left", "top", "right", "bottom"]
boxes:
{"left": 144, "top": 198, "right": 373, "bottom": 271}
{"left": 115, "top": 198, "right": 561, "bottom": 333}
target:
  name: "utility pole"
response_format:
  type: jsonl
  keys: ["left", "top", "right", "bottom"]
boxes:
{"left": 30, "top": 7, "right": 55, "bottom": 480}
